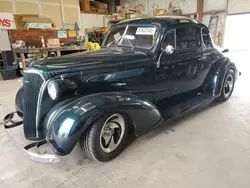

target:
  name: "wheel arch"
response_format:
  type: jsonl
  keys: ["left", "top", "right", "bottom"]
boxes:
{"left": 202, "top": 55, "right": 237, "bottom": 96}
{"left": 44, "top": 92, "right": 162, "bottom": 156}
{"left": 216, "top": 59, "right": 237, "bottom": 95}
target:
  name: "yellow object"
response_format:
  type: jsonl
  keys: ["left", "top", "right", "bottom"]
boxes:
{"left": 93, "top": 42, "right": 101, "bottom": 50}
{"left": 87, "top": 42, "right": 100, "bottom": 50}
{"left": 68, "top": 30, "right": 77, "bottom": 37}
{"left": 86, "top": 42, "right": 94, "bottom": 50}
{"left": 104, "top": 27, "right": 109, "bottom": 34}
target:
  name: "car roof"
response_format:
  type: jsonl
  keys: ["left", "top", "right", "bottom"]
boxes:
{"left": 116, "top": 16, "right": 205, "bottom": 27}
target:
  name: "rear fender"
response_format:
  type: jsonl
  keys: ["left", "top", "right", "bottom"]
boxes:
{"left": 202, "top": 55, "right": 237, "bottom": 96}
{"left": 44, "top": 92, "right": 162, "bottom": 156}
{"left": 215, "top": 58, "right": 237, "bottom": 95}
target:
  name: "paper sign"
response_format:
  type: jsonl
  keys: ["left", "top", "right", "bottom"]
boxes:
{"left": 114, "top": 32, "right": 121, "bottom": 41}
{"left": 57, "top": 30, "right": 67, "bottom": 38}
{"left": 68, "top": 30, "right": 76, "bottom": 37}
{"left": 0, "top": 12, "right": 16, "bottom": 30}
{"left": 124, "top": 35, "right": 135, "bottom": 40}
{"left": 136, "top": 27, "right": 156, "bottom": 35}
{"left": 24, "top": 22, "right": 52, "bottom": 29}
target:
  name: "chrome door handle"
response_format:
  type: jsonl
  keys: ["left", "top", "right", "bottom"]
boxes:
{"left": 115, "top": 83, "right": 127, "bottom": 86}
{"left": 199, "top": 56, "right": 207, "bottom": 61}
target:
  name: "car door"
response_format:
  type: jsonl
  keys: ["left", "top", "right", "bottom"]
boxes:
{"left": 155, "top": 24, "right": 203, "bottom": 100}
{"left": 193, "top": 26, "right": 218, "bottom": 90}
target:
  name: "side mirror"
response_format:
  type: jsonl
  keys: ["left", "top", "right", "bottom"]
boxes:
{"left": 222, "top": 48, "right": 229, "bottom": 53}
{"left": 165, "top": 45, "right": 174, "bottom": 55}
{"left": 157, "top": 45, "right": 175, "bottom": 68}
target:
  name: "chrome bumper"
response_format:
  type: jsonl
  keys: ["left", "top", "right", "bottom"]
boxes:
{"left": 2, "top": 112, "right": 60, "bottom": 163}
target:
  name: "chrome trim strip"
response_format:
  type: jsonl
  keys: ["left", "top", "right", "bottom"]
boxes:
{"left": 36, "top": 80, "right": 49, "bottom": 135}
{"left": 24, "top": 68, "right": 46, "bottom": 82}
{"left": 24, "top": 68, "right": 46, "bottom": 138}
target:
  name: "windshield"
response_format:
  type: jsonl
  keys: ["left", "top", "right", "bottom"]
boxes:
{"left": 104, "top": 25, "right": 159, "bottom": 50}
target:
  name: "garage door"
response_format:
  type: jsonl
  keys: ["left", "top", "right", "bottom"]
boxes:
{"left": 228, "top": 0, "right": 250, "bottom": 14}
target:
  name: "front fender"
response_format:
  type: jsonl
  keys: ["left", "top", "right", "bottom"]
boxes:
{"left": 44, "top": 92, "right": 162, "bottom": 156}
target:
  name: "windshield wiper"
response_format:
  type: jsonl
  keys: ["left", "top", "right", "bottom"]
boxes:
{"left": 125, "top": 37, "right": 135, "bottom": 49}
{"left": 107, "top": 36, "right": 122, "bottom": 47}
{"left": 107, "top": 36, "right": 135, "bottom": 49}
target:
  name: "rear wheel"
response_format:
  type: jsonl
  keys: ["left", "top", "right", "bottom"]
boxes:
{"left": 216, "top": 69, "right": 235, "bottom": 102}
{"left": 80, "top": 113, "right": 128, "bottom": 162}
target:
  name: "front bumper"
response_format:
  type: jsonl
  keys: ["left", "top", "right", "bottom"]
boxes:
{"left": 2, "top": 112, "right": 60, "bottom": 163}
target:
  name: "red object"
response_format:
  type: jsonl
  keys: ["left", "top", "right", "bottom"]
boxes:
{"left": 41, "top": 36, "right": 45, "bottom": 48}
{"left": 0, "top": 19, "right": 11, "bottom": 27}
{"left": 127, "top": 8, "right": 137, "bottom": 13}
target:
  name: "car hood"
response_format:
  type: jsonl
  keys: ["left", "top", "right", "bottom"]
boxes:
{"left": 33, "top": 47, "right": 149, "bottom": 70}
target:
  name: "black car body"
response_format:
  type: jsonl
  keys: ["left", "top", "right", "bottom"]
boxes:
{"left": 3, "top": 16, "right": 239, "bottom": 162}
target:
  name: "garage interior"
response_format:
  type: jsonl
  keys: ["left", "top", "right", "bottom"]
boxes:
{"left": 1, "top": 0, "right": 250, "bottom": 187}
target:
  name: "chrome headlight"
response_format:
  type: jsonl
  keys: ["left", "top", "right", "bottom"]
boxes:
{"left": 47, "top": 79, "right": 78, "bottom": 100}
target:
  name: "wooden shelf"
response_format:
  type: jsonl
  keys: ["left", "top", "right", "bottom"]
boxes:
{"left": 13, "top": 46, "right": 89, "bottom": 69}
{"left": 13, "top": 46, "right": 89, "bottom": 54}
{"left": 81, "top": 11, "right": 112, "bottom": 15}
{"left": 109, "top": 19, "right": 125, "bottom": 23}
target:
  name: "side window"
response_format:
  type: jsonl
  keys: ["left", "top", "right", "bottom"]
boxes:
{"left": 201, "top": 28, "right": 213, "bottom": 49}
{"left": 162, "top": 29, "right": 176, "bottom": 49}
{"left": 175, "top": 27, "right": 201, "bottom": 50}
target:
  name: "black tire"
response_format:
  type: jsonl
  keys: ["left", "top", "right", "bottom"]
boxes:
{"left": 216, "top": 69, "right": 235, "bottom": 102}
{"left": 80, "top": 113, "right": 128, "bottom": 162}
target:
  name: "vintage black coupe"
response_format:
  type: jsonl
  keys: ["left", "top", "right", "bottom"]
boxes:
{"left": 3, "top": 16, "right": 239, "bottom": 162}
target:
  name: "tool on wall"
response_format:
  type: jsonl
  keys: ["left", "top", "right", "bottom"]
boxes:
{"left": 208, "top": 15, "right": 223, "bottom": 46}
{"left": 208, "top": 15, "right": 218, "bottom": 41}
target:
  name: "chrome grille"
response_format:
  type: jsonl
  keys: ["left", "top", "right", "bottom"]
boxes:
{"left": 23, "top": 71, "right": 44, "bottom": 139}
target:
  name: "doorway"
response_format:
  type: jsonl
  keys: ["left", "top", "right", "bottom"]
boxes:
{"left": 224, "top": 14, "right": 250, "bottom": 73}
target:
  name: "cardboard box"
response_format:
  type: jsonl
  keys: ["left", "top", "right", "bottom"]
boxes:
{"left": 47, "top": 38, "right": 60, "bottom": 47}
{"left": 80, "top": 0, "right": 90, "bottom": 11}
{"left": 93, "top": 1, "right": 107, "bottom": 9}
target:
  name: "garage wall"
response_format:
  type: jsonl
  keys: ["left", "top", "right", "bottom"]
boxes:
{"left": 121, "top": 0, "right": 227, "bottom": 46}
{"left": 81, "top": 13, "right": 111, "bottom": 39}
{"left": 121, "top": 0, "right": 227, "bottom": 24}
{"left": 203, "top": 0, "right": 227, "bottom": 12}
{"left": 202, "top": 0, "right": 227, "bottom": 25}
{"left": 120, "top": 0, "right": 197, "bottom": 15}
{"left": 0, "top": 0, "right": 81, "bottom": 29}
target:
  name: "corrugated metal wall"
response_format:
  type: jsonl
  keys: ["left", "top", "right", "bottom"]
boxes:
{"left": 228, "top": 0, "right": 250, "bottom": 14}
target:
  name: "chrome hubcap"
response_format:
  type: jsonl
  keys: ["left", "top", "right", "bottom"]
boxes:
{"left": 224, "top": 74, "right": 234, "bottom": 97}
{"left": 100, "top": 114, "right": 125, "bottom": 153}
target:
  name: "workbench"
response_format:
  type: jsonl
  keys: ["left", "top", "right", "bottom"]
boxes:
{"left": 13, "top": 46, "right": 89, "bottom": 69}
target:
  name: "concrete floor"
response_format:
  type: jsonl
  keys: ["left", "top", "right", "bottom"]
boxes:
{"left": 1, "top": 52, "right": 250, "bottom": 188}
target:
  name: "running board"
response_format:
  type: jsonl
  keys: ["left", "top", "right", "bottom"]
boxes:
{"left": 160, "top": 93, "right": 217, "bottom": 122}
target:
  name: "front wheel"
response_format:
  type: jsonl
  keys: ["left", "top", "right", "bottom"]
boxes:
{"left": 80, "top": 113, "right": 128, "bottom": 162}
{"left": 216, "top": 69, "right": 235, "bottom": 102}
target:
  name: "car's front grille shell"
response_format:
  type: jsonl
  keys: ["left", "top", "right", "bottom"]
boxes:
{"left": 23, "top": 71, "right": 44, "bottom": 139}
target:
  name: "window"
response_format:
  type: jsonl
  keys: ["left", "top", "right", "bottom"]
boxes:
{"left": 162, "top": 26, "right": 201, "bottom": 51}
{"left": 175, "top": 27, "right": 201, "bottom": 50}
{"left": 104, "top": 25, "right": 159, "bottom": 50}
{"left": 201, "top": 28, "right": 213, "bottom": 49}
{"left": 162, "top": 29, "right": 176, "bottom": 49}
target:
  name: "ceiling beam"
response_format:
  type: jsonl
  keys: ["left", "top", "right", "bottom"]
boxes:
{"left": 196, "top": 0, "right": 204, "bottom": 21}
